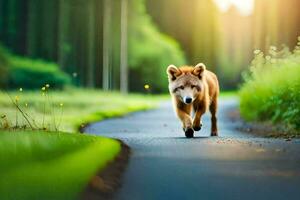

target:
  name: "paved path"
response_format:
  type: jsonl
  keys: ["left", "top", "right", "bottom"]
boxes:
{"left": 85, "top": 98, "right": 300, "bottom": 200}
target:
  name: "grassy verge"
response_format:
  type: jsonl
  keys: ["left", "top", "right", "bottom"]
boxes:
{"left": 0, "top": 89, "right": 160, "bottom": 199}
{"left": 239, "top": 41, "right": 300, "bottom": 136}
{"left": 0, "top": 88, "right": 159, "bottom": 132}
{"left": 0, "top": 131, "right": 120, "bottom": 200}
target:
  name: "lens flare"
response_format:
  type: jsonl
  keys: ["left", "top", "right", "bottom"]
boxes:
{"left": 214, "top": 0, "right": 254, "bottom": 16}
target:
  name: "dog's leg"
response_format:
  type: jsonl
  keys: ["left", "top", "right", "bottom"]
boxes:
{"left": 176, "top": 106, "right": 193, "bottom": 138}
{"left": 193, "top": 108, "right": 206, "bottom": 132}
{"left": 209, "top": 97, "right": 218, "bottom": 136}
{"left": 192, "top": 101, "right": 207, "bottom": 131}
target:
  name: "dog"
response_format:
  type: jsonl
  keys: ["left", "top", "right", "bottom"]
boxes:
{"left": 167, "top": 63, "right": 219, "bottom": 138}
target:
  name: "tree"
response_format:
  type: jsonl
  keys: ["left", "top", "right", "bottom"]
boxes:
{"left": 146, "top": 0, "right": 219, "bottom": 69}
{"left": 0, "top": 0, "right": 186, "bottom": 92}
{"left": 26, "top": 0, "right": 39, "bottom": 57}
{"left": 87, "top": 0, "right": 95, "bottom": 87}
{"left": 102, "top": 0, "right": 112, "bottom": 90}
{"left": 58, "top": 0, "right": 69, "bottom": 70}
{"left": 120, "top": 0, "right": 128, "bottom": 94}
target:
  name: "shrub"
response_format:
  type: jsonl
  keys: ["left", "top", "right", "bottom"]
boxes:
{"left": 239, "top": 37, "right": 300, "bottom": 131}
{"left": 8, "top": 56, "right": 71, "bottom": 89}
{"left": 0, "top": 44, "right": 71, "bottom": 90}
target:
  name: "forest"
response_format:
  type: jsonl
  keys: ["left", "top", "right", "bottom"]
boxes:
{"left": 0, "top": 0, "right": 300, "bottom": 92}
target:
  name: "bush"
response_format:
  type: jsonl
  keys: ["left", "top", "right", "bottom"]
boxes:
{"left": 128, "top": 0, "right": 186, "bottom": 93}
{"left": 239, "top": 38, "right": 300, "bottom": 131}
{"left": 8, "top": 56, "right": 71, "bottom": 89}
{"left": 0, "top": 44, "right": 71, "bottom": 90}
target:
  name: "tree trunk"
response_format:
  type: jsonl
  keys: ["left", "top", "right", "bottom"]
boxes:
{"left": 58, "top": 0, "right": 69, "bottom": 69}
{"left": 102, "top": 0, "right": 112, "bottom": 90}
{"left": 120, "top": 0, "right": 128, "bottom": 94}
{"left": 26, "top": 0, "right": 38, "bottom": 57}
{"left": 87, "top": 0, "right": 95, "bottom": 87}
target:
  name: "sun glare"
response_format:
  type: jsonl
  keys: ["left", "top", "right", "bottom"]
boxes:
{"left": 214, "top": 0, "right": 254, "bottom": 16}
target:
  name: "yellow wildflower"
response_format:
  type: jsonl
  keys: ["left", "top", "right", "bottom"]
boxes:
{"left": 144, "top": 84, "right": 150, "bottom": 90}
{"left": 254, "top": 49, "right": 261, "bottom": 55}
{"left": 270, "top": 46, "right": 277, "bottom": 51}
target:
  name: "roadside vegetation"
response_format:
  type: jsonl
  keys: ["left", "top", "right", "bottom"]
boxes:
{"left": 0, "top": 45, "right": 70, "bottom": 89}
{"left": 0, "top": 43, "right": 159, "bottom": 198}
{"left": 0, "top": 87, "right": 158, "bottom": 199}
{"left": 239, "top": 38, "right": 300, "bottom": 136}
{"left": 0, "top": 88, "right": 158, "bottom": 132}
{"left": 0, "top": 131, "right": 120, "bottom": 200}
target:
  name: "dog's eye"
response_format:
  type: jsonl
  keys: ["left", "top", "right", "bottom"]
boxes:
{"left": 192, "top": 85, "right": 200, "bottom": 91}
{"left": 173, "top": 86, "right": 184, "bottom": 93}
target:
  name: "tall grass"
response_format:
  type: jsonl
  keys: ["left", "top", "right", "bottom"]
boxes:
{"left": 0, "top": 88, "right": 159, "bottom": 132}
{"left": 239, "top": 37, "right": 300, "bottom": 133}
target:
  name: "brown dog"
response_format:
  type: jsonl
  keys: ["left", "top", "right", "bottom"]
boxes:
{"left": 167, "top": 63, "right": 219, "bottom": 138}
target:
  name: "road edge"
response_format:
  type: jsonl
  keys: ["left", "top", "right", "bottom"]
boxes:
{"left": 228, "top": 108, "right": 299, "bottom": 138}
{"left": 81, "top": 140, "right": 131, "bottom": 200}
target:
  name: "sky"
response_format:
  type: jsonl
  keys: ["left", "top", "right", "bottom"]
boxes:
{"left": 214, "top": 0, "right": 254, "bottom": 16}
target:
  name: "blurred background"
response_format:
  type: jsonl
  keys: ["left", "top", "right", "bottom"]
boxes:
{"left": 0, "top": 0, "right": 300, "bottom": 93}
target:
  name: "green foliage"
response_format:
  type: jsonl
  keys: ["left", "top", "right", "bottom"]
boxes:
{"left": 128, "top": 0, "right": 186, "bottom": 93}
{"left": 0, "top": 131, "right": 120, "bottom": 200}
{"left": 240, "top": 39, "right": 300, "bottom": 131}
{"left": 0, "top": 44, "right": 71, "bottom": 90}
{"left": 8, "top": 56, "right": 71, "bottom": 89}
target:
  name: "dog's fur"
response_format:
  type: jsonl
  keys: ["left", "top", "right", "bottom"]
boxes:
{"left": 167, "top": 63, "right": 219, "bottom": 137}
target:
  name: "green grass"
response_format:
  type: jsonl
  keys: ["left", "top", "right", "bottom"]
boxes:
{"left": 0, "top": 88, "right": 159, "bottom": 132}
{"left": 239, "top": 42, "right": 300, "bottom": 135}
{"left": 0, "top": 89, "right": 161, "bottom": 199}
{"left": 219, "top": 90, "right": 237, "bottom": 98}
{"left": 0, "top": 131, "right": 120, "bottom": 200}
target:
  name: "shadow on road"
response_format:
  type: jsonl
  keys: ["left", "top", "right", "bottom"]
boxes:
{"left": 171, "top": 136, "right": 210, "bottom": 139}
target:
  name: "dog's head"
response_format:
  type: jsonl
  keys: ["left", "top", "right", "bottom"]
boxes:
{"left": 167, "top": 63, "right": 206, "bottom": 104}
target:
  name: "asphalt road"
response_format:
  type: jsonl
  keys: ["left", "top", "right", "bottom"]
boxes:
{"left": 85, "top": 98, "right": 300, "bottom": 200}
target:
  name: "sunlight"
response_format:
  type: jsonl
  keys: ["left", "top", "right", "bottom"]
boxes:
{"left": 214, "top": 0, "right": 254, "bottom": 16}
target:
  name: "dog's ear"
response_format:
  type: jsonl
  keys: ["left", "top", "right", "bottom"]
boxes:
{"left": 167, "top": 65, "right": 181, "bottom": 81}
{"left": 193, "top": 63, "right": 206, "bottom": 79}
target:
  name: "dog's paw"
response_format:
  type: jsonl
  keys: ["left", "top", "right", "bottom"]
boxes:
{"left": 211, "top": 131, "right": 218, "bottom": 137}
{"left": 192, "top": 120, "right": 202, "bottom": 132}
{"left": 193, "top": 124, "right": 202, "bottom": 131}
{"left": 184, "top": 127, "right": 194, "bottom": 138}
